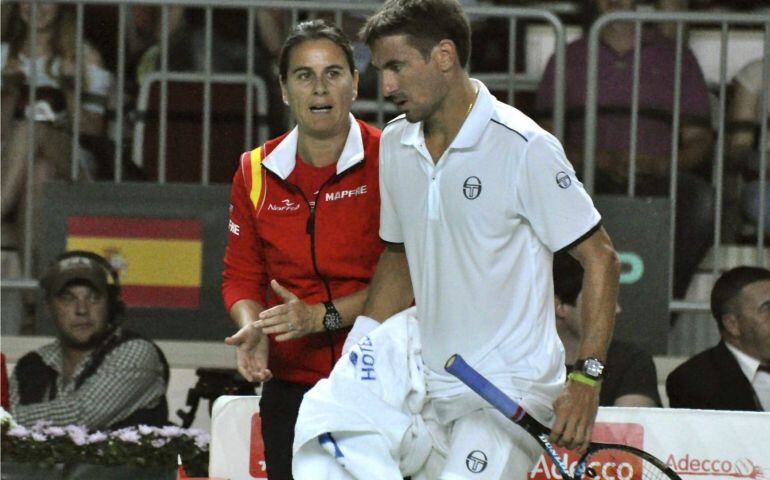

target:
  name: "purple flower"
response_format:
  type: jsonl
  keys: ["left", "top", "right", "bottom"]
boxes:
{"left": 7, "top": 425, "right": 30, "bottom": 438}
{"left": 159, "top": 426, "right": 183, "bottom": 438}
{"left": 65, "top": 425, "right": 88, "bottom": 436}
{"left": 116, "top": 430, "right": 141, "bottom": 444}
{"left": 138, "top": 424, "right": 155, "bottom": 436}
{"left": 194, "top": 432, "right": 210, "bottom": 450}
{"left": 151, "top": 439, "right": 168, "bottom": 448}
{"left": 31, "top": 432, "right": 47, "bottom": 442}
{"left": 45, "top": 426, "right": 66, "bottom": 437}
{"left": 88, "top": 432, "right": 108, "bottom": 443}
{"left": 69, "top": 431, "right": 89, "bottom": 446}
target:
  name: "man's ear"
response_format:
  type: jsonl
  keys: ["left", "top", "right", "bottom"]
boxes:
{"left": 280, "top": 80, "right": 289, "bottom": 106}
{"left": 433, "top": 39, "right": 458, "bottom": 72}
{"left": 722, "top": 313, "right": 741, "bottom": 337}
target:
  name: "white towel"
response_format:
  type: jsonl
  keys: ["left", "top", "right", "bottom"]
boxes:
{"left": 293, "top": 307, "right": 432, "bottom": 479}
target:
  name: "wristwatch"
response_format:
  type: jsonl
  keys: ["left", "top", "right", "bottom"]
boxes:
{"left": 322, "top": 301, "right": 342, "bottom": 331}
{"left": 573, "top": 357, "right": 606, "bottom": 381}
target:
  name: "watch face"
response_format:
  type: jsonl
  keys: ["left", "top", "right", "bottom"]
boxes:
{"left": 582, "top": 358, "right": 605, "bottom": 379}
{"left": 324, "top": 312, "right": 342, "bottom": 331}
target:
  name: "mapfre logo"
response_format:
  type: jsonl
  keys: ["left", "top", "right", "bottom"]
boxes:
{"left": 529, "top": 423, "right": 644, "bottom": 480}
{"left": 667, "top": 455, "right": 766, "bottom": 479}
{"left": 267, "top": 199, "right": 301, "bottom": 212}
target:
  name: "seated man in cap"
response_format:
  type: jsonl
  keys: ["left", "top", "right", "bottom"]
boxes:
{"left": 9, "top": 251, "right": 169, "bottom": 430}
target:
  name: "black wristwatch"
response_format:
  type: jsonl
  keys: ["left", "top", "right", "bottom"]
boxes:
{"left": 574, "top": 357, "right": 606, "bottom": 381}
{"left": 322, "top": 301, "right": 342, "bottom": 331}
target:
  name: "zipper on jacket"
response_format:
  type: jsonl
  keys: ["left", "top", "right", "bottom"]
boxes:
{"left": 265, "top": 164, "right": 365, "bottom": 369}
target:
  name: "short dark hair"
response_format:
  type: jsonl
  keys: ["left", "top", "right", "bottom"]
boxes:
{"left": 711, "top": 266, "right": 770, "bottom": 330}
{"left": 279, "top": 20, "right": 355, "bottom": 81}
{"left": 553, "top": 252, "right": 583, "bottom": 306}
{"left": 360, "top": 0, "right": 471, "bottom": 67}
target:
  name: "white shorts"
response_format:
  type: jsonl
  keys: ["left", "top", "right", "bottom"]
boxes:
{"left": 423, "top": 406, "right": 543, "bottom": 480}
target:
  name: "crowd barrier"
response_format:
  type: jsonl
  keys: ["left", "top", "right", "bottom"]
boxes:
{"left": 207, "top": 395, "right": 770, "bottom": 480}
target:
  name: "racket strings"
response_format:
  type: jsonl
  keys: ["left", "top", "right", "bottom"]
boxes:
{"left": 580, "top": 448, "right": 677, "bottom": 480}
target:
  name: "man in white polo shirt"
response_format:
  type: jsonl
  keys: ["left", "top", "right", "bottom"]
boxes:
{"left": 295, "top": 1, "right": 620, "bottom": 478}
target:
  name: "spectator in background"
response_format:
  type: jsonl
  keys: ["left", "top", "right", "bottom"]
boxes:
{"left": 656, "top": 0, "right": 689, "bottom": 40}
{"left": 1, "top": 3, "right": 111, "bottom": 246}
{"left": 729, "top": 58, "right": 770, "bottom": 238}
{"left": 222, "top": 20, "right": 383, "bottom": 478}
{"left": 131, "top": 6, "right": 287, "bottom": 137}
{"left": 554, "top": 253, "right": 661, "bottom": 407}
{"left": 666, "top": 266, "right": 770, "bottom": 411}
{"left": 536, "top": 0, "right": 715, "bottom": 299}
{"left": 9, "top": 251, "right": 169, "bottom": 430}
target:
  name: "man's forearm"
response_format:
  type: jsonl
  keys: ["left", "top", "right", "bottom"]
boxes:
{"left": 362, "top": 243, "right": 414, "bottom": 322}
{"left": 572, "top": 229, "right": 620, "bottom": 361}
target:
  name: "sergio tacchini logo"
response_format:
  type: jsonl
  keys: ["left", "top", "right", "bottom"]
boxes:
{"left": 463, "top": 176, "right": 482, "bottom": 200}
{"left": 466, "top": 450, "right": 488, "bottom": 473}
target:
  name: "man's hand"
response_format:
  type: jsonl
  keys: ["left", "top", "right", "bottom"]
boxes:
{"left": 224, "top": 322, "right": 272, "bottom": 383}
{"left": 549, "top": 380, "right": 600, "bottom": 453}
{"left": 256, "top": 279, "right": 323, "bottom": 342}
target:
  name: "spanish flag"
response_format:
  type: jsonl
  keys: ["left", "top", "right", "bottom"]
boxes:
{"left": 66, "top": 215, "right": 203, "bottom": 309}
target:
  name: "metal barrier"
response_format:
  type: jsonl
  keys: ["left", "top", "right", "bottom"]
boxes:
{"left": 583, "top": 10, "right": 770, "bottom": 314}
{"left": 131, "top": 71, "right": 270, "bottom": 181}
{"left": 1, "top": 0, "right": 566, "bottom": 292}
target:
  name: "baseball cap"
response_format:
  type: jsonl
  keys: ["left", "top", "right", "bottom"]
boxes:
{"left": 41, "top": 253, "right": 112, "bottom": 296}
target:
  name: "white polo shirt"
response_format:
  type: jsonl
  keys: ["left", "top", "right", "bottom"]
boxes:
{"left": 379, "top": 80, "right": 601, "bottom": 400}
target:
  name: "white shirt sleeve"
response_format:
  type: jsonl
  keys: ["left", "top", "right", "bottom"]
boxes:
{"left": 513, "top": 131, "right": 601, "bottom": 252}
{"left": 378, "top": 132, "right": 404, "bottom": 243}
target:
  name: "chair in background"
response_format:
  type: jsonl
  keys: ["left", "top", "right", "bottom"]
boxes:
{"left": 132, "top": 72, "right": 269, "bottom": 184}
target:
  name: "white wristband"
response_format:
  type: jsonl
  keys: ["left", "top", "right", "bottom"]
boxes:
{"left": 342, "top": 315, "right": 381, "bottom": 355}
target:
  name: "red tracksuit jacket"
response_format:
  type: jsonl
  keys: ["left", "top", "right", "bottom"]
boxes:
{"left": 222, "top": 118, "right": 383, "bottom": 385}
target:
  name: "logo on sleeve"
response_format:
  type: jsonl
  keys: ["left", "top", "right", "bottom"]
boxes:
{"left": 463, "top": 176, "right": 482, "bottom": 200}
{"left": 466, "top": 450, "right": 488, "bottom": 473}
{"left": 555, "top": 171, "right": 572, "bottom": 189}
{"left": 228, "top": 220, "right": 240, "bottom": 236}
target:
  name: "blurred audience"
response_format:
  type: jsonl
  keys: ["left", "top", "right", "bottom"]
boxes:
{"left": 666, "top": 266, "right": 770, "bottom": 411}
{"left": 729, "top": 58, "right": 770, "bottom": 238}
{"left": 1, "top": 3, "right": 111, "bottom": 246}
{"left": 536, "top": 0, "right": 715, "bottom": 299}
{"left": 130, "top": 6, "right": 287, "bottom": 138}
{"left": 9, "top": 251, "right": 169, "bottom": 430}
{"left": 554, "top": 252, "right": 661, "bottom": 407}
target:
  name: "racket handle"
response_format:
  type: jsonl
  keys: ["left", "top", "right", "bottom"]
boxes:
{"left": 445, "top": 354, "right": 524, "bottom": 421}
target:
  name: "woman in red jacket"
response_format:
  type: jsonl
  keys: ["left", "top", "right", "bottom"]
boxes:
{"left": 222, "top": 20, "right": 383, "bottom": 479}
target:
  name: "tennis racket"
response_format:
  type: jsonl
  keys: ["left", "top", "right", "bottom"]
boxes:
{"left": 445, "top": 354, "right": 681, "bottom": 480}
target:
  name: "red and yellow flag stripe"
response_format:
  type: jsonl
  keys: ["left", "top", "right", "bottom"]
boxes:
{"left": 66, "top": 216, "right": 203, "bottom": 309}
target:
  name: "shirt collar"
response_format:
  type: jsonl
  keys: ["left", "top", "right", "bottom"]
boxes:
{"left": 400, "top": 78, "right": 495, "bottom": 150}
{"left": 263, "top": 114, "right": 364, "bottom": 179}
{"left": 725, "top": 341, "right": 763, "bottom": 382}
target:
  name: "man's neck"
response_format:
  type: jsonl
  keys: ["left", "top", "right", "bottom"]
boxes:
{"left": 601, "top": 22, "right": 637, "bottom": 55}
{"left": 62, "top": 347, "right": 90, "bottom": 381}
{"left": 424, "top": 75, "right": 477, "bottom": 162}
